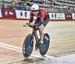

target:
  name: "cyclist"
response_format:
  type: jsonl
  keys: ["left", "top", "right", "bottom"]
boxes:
{"left": 29, "top": 4, "right": 49, "bottom": 48}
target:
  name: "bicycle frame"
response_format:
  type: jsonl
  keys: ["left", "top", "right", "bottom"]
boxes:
{"left": 23, "top": 23, "right": 50, "bottom": 56}
{"left": 24, "top": 23, "right": 40, "bottom": 48}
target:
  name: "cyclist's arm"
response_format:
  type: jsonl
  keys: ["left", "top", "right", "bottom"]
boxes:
{"left": 39, "top": 9, "right": 46, "bottom": 22}
{"left": 29, "top": 16, "right": 33, "bottom": 24}
{"left": 29, "top": 12, "right": 34, "bottom": 24}
{"left": 39, "top": 13, "right": 45, "bottom": 23}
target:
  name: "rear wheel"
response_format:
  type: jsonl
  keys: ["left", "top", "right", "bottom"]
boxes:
{"left": 22, "top": 34, "right": 34, "bottom": 57}
{"left": 39, "top": 33, "right": 50, "bottom": 56}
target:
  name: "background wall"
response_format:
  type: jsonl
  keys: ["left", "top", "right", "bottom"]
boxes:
{"left": 0, "top": 8, "right": 75, "bottom": 21}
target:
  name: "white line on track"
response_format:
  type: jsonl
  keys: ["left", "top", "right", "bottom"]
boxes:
{"left": 0, "top": 42, "right": 22, "bottom": 53}
{"left": 1, "top": 42, "right": 75, "bottom": 64}
{"left": 0, "top": 42, "right": 55, "bottom": 59}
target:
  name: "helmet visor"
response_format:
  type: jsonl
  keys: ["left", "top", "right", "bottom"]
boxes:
{"left": 31, "top": 10, "right": 39, "bottom": 12}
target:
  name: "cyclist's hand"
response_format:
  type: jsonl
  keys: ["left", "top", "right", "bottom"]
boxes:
{"left": 29, "top": 23, "right": 34, "bottom": 26}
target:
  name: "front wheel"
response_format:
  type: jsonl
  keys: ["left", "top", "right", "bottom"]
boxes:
{"left": 39, "top": 33, "right": 50, "bottom": 56}
{"left": 22, "top": 34, "right": 34, "bottom": 57}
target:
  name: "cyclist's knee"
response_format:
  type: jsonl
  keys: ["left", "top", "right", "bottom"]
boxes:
{"left": 39, "top": 24, "right": 44, "bottom": 30}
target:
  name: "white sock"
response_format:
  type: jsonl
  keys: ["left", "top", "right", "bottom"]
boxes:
{"left": 40, "top": 40, "right": 43, "bottom": 44}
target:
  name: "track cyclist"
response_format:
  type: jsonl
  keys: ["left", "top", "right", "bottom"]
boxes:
{"left": 29, "top": 4, "right": 49, "bottom": 49}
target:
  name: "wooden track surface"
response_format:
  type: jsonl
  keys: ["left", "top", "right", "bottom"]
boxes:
{"left": 0, "top": 19, "right": 75, "bottom": 64}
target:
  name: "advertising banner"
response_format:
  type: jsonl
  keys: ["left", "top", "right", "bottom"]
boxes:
{"left": 56, "top": 13, "right": 65, "bottom": 20}
{"left": 0, "top": 9, "right": 2, "bottom": 18}
{"left": 1, "top": 8, "right": 75, "bottom": 21}
{"left": 72, "top": 13, "right": 75, "bottom": 20}
{"left": 2, "top": 8, "right": 16, "bottom": 19}
{"left": 15, "top": 10, "right": 30, "bottom": 19}
{"left": 49, "top": 13, "right": 56, "bottom": 20}
{"left": 49, "top": 13, "right": 65, "bottom": 20}
{"left": 65, "top": 13, "right": 72, "bottom": 20}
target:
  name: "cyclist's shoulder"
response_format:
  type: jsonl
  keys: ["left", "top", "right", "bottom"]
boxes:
{"left": 39, "top": 8, "right": 46, "bottom": 11}
{"left": 39, "top": 8, "right": 47, "bottom": 14}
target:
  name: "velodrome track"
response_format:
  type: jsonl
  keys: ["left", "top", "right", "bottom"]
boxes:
{"left": 0, "top": 19, "right": 75, "bottom": 64}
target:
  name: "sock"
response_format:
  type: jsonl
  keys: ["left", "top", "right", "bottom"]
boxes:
{"left": 40, "top": 40, "right": 43, "bottom": 44}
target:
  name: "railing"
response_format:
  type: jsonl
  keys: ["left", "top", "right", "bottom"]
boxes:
{"left": 0, "top": 1, "right": 75, "bottom": 13}
{"left": 0, "top": 2, "right": 31, "bottom": 11}
{"left": 51, "top": 0, "right": 75, "bottom": 12}
{"left": 56, "top": 0, "right": 75, "bottom": 6}
{"left": 57, "top": 0, "right": 75, "bottom": 4}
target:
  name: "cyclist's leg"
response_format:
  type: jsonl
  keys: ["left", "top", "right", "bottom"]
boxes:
{"left": 35, "top": 17, "right": 43, "bottom": 42}
{"left": 34, "top": 30, "right": 38, "bottom": 41}
{"left": 35, "top": 30, "right": 40, "bottom": 49}
{"left": 34, "top": 18, "right": 42, "bottom": 49}
{"left": 39, "top": 17, "right": 49, "bottom": 44}
{"left": 35, "top": 17, "right": 49, "bottom": 44}
{"left": 39, "top": 24, "right": 44, "bottom": 44}
{"left": 34, "top": 17, "right": 41, "bottom": 40}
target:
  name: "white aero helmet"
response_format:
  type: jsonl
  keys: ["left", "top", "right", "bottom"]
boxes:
{"left": 31, "top": 4, "right": 39, "bottom": 11}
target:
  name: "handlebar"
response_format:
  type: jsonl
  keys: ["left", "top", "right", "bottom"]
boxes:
{"left": 23, "top": 23, "right": 39, "bottom": 30}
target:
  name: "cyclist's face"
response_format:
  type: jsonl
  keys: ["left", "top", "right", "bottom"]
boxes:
{"left": 32, "top": 10, "right": 39, "bottom": 16}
